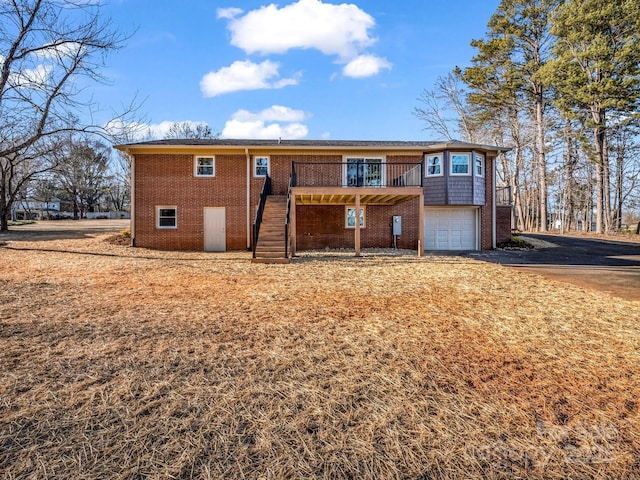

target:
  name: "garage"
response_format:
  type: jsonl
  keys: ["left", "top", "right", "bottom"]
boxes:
{"left": 424, "top": 207, "right": 478, "bottom": 250}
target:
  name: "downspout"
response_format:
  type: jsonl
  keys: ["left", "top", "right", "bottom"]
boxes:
{"left": 246, "top": 148, "right": 251, "bottom": 250}
{"left": 128, "top": 150, "right": 136, "bottom": 247}
{"left": 492, "top": 155, "right": 497, "bottom": 249}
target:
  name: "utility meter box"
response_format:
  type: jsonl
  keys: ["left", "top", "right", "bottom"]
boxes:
{"left": 392, "top": 216, "right": 402, "bottom": 235}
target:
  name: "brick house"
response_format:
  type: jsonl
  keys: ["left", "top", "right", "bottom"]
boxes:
{"left": 115, "top": 139, "right": 511, "bottom": 262}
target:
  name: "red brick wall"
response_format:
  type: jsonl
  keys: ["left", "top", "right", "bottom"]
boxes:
{"left": 134, "top": 153, "right": 248, "bottom": 250}
{"left": 496, "top": 206, "right": 513, "bottom": 244}
{"left": 295, "top": 199, "right": 420, "bottom": 251}
{"left": 479, "top": 156, "right": 495, "bottom": 250}
{"left": 133, "top": 150, "right": 496, "bottom": 252}
{"left": 285, "top": 154, "right": 422, "bottom": 251}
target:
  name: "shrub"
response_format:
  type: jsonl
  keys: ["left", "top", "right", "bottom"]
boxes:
{"left": 496, "top": 235, "right": 534, "bottom": 250}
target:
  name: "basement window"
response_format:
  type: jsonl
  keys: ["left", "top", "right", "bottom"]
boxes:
{"left": 195, "top": 156, "right": 215, "bottom": 177}
{"left": 345, "top": 206, "right": 365, "bottom": 228}
{"left": 157, "top": 206, "right": 177, "bottom": 229}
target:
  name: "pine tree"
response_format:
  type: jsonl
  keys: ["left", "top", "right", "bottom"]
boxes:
{"left": 463, "top": 0, "right": 559, "bottom": 231}
{"left": 544, "top": 0, "right": 640, "bottom": 232}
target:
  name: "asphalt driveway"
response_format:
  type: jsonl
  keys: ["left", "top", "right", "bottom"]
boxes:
{"left": 470, "top": 234, "right": 640, "bottom": 301}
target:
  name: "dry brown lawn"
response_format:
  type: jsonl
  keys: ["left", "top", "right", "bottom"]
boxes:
{"left": 1, "top": 230, "right": 639, "bottom": 479}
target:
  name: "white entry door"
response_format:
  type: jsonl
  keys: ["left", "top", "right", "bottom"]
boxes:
{"left": 204, "top": 207, "right": 226, "bottom": 251}
{"left": 424, "top": 207, "right": 478, "bottom": 250}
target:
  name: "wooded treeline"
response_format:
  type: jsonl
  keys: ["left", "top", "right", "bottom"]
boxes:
{"left": 0, "top": 0, "right": 143, "bottom": 229}
{"left": 415, "top": 0, "right": 640, "bottom": 233}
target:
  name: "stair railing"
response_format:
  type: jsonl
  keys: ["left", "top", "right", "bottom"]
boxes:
{"left": 252, "top": 175, "right": 272, "bottom": 258}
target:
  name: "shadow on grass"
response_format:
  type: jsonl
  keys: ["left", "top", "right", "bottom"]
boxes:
{"left": 0, "top": 245, "right": 252, "bottom": 263}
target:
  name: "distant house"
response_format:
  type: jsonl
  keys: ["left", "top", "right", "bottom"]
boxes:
{"left": 12, "top": 199, "right": 63, "bottom": 220}
{"left": 115, "top": 139, "right": 512, "bottom": 262}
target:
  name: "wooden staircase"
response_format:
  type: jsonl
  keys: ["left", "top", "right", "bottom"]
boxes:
{"left": 252, "top": 195, "right": 289, "bottom": 264}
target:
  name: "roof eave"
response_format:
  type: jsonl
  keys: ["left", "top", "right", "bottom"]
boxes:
{"left": 114, "top": 139, "right": 512, "bottom": 155}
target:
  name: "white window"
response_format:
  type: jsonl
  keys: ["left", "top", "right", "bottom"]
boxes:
{"left": 345, "top": 206, "right": 365, "bottom": 228}
{"left": 157, "top": 206, "right": 177, "bottom": 229}
{"left": 254, "top": 156, "right": 270, "bottom": 177}
{"left": 343, "top": 157, "right": 385, "bottom": 187}
{"left": 195, "top": 156, "right": 215, "bottom": 177}
{"left": 425, "top": 154, "right": 443, "bottom": 176}
{"left": 475, "top": 154, "right": 484, "bottom": 177}
{"left": 450, "top": 153, "right": 470, "bottom": 176}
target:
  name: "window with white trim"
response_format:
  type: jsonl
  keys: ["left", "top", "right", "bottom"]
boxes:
{"left": 195, "top": 156, "right": 215, "bottom": 177}
{"left": 475, "top": 154, "right": 484, "bottom": 177}
{"left": 345, "top": 206, "right": 365, "bottom": 228}
{"left": 157, "top": 206, "right": 177, "bottom": 229}
{"left": 450, "top": 153, "right": 470, "bottom": 175}
{"left": 425, "top": 154, "right": 443, "bottom": 176}
{"left": 254, "top": 156, "right": 270, "bottom": 177}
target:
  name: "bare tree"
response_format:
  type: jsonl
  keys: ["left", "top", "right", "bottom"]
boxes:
{"left": 1, "top": 138, "right": 62, "bottom": 227}
{"left": 163, "top": 121, "right": 218, "bottom": 140}
{"left": 414, "top": 72, "right": 478, "bottom": 142}
{"left": 0, "top": 0, "right": 134, "bottom": 230}
{"left": 54, "top": 138, "right": 110, "bottom": 219}
{"left": 106, "top": 149, "right": 131, "bottom": 213}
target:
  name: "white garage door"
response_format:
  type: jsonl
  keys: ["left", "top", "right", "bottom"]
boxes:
{"left": 424, "top": 207, "right": 478, "bottom": 250}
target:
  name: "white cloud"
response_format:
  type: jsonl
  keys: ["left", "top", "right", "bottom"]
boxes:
{"left": 144, "top": 120, "right": 216, "bottom": 139}
{"left": 8, "top": 64, "right": 52, "bottom": 89}
{"left": 221, "top": 106, "right": 309, "bottom": 139}
{"left": 105, "top": 119, "right": 211, "bottom": 141}
{"left": 232, "top": 105, "right": 306, "bottom": 123}
{"left": 200, "top": 60, "right": 300, "bottom": 97}
{"left": 216, "top": 7, "right": 243, "bottom": 19}
{"left": 104, "top": 119, "right": 148, "bottom": 141}
{"left": 35, "top": 41, "right": 85, "bottom": 59}
{"left": 223, "top": 0, "right": 376, "bottom": 61}
{"left": 342, "top": 54, "right": 391, "bottom": 78}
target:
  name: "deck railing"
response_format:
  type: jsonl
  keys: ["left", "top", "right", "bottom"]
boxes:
{"left": 291, "top": 162, "right": 423, "bottom": 188}
{"left": 252, "top": 175, "right": 271, "bottom": 258}
{"left": 496, "top": 185, "right": 512, "bottom": 206}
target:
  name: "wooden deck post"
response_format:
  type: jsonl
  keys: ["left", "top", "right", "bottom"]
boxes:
{"left": 355, "top": 193, "right": 361, "bottom": 256}
{"left": 290, "top": 194, "right": 297, "bottom": 256}
{"left": 418, "top": 192, "right": 424, "bottom": 257}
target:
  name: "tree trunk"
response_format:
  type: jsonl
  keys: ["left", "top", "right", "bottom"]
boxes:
{"left": 592, "top": 107, "right": 607, "bottom": 234}
{"left": 72, "top": 194, "right": 79, "bottom": 220}
{"left": 594, "top": 161, "right": 604, "bottom": 234}
{"left": 536, "top": 96, "right": 548, "bottom": 232}
{"left": 0, "top": 191, "right": 8, "bottom": 231}
{"left": 614, "top": 143, "right": 624, "bottom": 230}
{"left": 0, "top": 166, "right": 8, "bottom": 231}
{"left": 602, "top": 138, "right": 612, "bottom": 231}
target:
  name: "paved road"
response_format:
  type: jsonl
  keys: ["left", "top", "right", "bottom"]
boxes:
{"left": 470, "top": 234, "right": 640, "bottom": 302}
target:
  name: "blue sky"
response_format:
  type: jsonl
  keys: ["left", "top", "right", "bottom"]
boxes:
{"left": 100, "top": 0, "right": 501, "bottom": 141}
